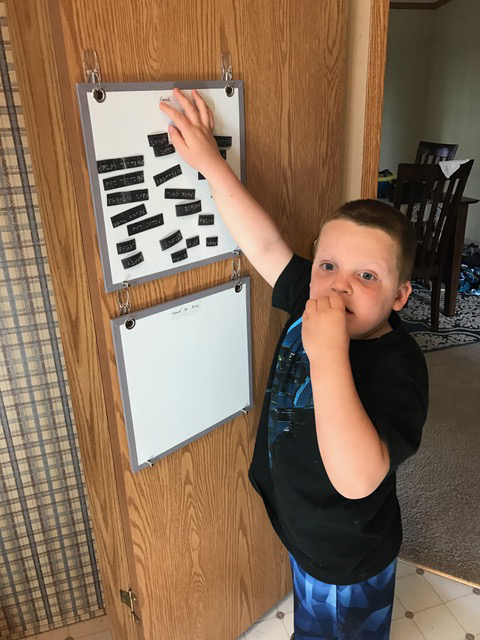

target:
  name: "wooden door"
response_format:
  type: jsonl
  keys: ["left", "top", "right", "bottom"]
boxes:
{"left": 6, "top": 1, "right": 389, "bottom": 638}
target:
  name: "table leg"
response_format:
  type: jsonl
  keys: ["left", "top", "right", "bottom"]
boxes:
{"left": 444, "top": 202, "right": 468, "bottom": 317}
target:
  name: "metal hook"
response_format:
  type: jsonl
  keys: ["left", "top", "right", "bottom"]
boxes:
{"left": 117, "top": 281, "right": 131, "bottom": 315}
{"left": 221, "top": 52, "right": 234, "bottom": 97}
{"left": 231, "top": 249, "right": 241, "bottom": 280}
{"left": 83, "top": 49, "right": 106, "bottom": 102}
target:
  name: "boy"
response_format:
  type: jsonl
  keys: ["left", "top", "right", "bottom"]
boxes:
{"left": 160, "top": 89, "right": 429, "bottom": 640}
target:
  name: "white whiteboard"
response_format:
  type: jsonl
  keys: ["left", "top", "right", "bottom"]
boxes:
{"left": 111, "top": 278, "right": 252, "bottom": 473}
{"left": 76, "top": 81, "right": 245, "bottom": 292}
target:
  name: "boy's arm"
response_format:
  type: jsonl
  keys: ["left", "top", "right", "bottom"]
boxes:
{"left": 310, "top": 354, "right": 390, "bottom": 500}
{"left": 159, "top": 89, "right": 293, "bottom": 287}
{"left": 302, "top": 297, "right": 390, "bottom": 500}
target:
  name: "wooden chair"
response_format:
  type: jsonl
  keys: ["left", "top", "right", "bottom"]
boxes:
{"left": 394, "top": 160, "right": 474, "bottom": 332}
{"left": 415, "top": 140, "right": 458, "bottom": 165}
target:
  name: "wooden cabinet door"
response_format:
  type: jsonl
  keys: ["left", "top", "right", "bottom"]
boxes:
{"left": 6, "top": 1, "right": 388, "bottom": 638}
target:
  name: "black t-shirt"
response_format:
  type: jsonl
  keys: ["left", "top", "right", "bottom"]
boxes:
{"left": 248, "top": 253, "right": 429, "bottom": 585}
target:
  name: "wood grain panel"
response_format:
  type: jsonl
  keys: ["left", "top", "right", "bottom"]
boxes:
{"left": 4, "top": 2, "right": 138, "bottom": 639}
{"left": 8, "top": 1, "right": 380, "bottom": 638}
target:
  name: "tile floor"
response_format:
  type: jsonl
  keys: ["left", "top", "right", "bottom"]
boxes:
{"left": 22, "top": 560, "right": 480, "bottom": 639}
{"left": 237, "top": 560, "right": 480, "bottom": 640}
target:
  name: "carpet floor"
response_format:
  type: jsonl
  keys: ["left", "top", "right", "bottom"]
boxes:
{"left": 397, "top": 341, "right": 480, "bottom": 586}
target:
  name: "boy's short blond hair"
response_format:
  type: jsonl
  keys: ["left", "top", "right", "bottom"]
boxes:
{"left": 314, "top": 199, "right": 417, "bottom": 286}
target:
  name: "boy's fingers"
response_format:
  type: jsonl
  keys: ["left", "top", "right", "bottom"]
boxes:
{"left": 159, "top": 102, "right": 189, "bottom": 132}
{"left": 192, "top": 89, "right": 213, "bottom": 130}
{"left": 329, "top": 292, "right": 346, "bottom": 311}
{"left": 168, "top": 125, "right": 188, "bottom": 155}
{"left": 173, "top": 88, "right": 200, "bottom": 125}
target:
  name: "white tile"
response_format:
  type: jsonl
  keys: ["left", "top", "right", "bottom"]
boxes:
{"left": 394, "top": 573, "right": 442, "bottom": 613}
{"left": 396, "top": 559, "right": 418, "bottom": 579}
{"left": 446, "top": 593, "right": 480, "bottom": 635}
{"left": 414, "top": 604, "right": 466, "bottom": 640}
{"left": 392, "top": 595, "right": 406, "bottom": 621}
{"left": 281, "top": 611, "right": 294, "bottom": 637}
{"left": 423, "top": 570, "right": 473, "bottom": 602}
{"left": 256, "top": 603, "right": 278, "bottom": 623}
{"left": 390, "top": 616, "right": 426, "bottom": 640}
{"left": 243, "top": 615, "right": 290, "bottom": 639}
{"left": 276, "top": 591, "right": 294, "bottom": 614}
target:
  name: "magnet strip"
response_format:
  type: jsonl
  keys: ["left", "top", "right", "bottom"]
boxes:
{"left": 154, "top": 164, "right": 182, "bottom": 186}
{"left": 148, "top": 133, "right": 169, "bottom": 147}
{"left": 97, "top": 155, "right": 144, "bottom": 173}
{"left": 198, "top": 172, "right": 206, "bottom": 181}
{"left": 127, "top": 213, "right": 164, "bottom": 236}
{"left": 198, "top": 214, "right": 214, "bottom": 225}
{"left": 103, "top": 171, "right": 144, "bottom": 191}
{"left": 220, "top": 149, "right": 227, "bottom": 159}
{"left": 206, "top": 236, "right": 218, "bottom": 246}
{"left": 171, "top": 248, "right": 188, "bottom": 263}
{"left": 117, "top": 238, "right": 137, "bottom": 254}
{"left": 159, "top": 229, "right": 183, "bottom": 251}
{"left": 176, "top": 200, "right": 202, "bottom": 216}
{"left": 153, "top": 144, "right": 176, "bottom": 157}
{"left": 186, "top": 235, "right": 200, "bottom": 249}
{"left": 107, "top": 189, "right": 149, "bottom": 207}
{"left": 165, "top": 188, "right": 195, "bottom": 200}
{"left": 214, "top": 136, "right": 232, "bottom": 148}
{"left": 121, "top": 252, "right": 144, "bottom": 269}
{"left": 110, "top": 204, "right": 147, "bottom": 228}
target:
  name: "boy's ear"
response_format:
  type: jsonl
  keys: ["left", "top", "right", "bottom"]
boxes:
{"left": 392, "top": 280, "right": 412, "bottom": 312}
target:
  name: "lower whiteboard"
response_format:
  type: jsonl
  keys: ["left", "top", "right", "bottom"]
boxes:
{"left": 111, "top": 277, "right": 252, "bottom": 472}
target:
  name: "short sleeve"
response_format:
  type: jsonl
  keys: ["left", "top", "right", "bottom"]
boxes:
{"left": 358, "top": 357, "right": 429, "bottom": 479}
{"left": 272, "top": 253, "right": 312, "bottom": 316}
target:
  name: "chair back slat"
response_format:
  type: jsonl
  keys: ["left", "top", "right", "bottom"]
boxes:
{"left": 394, "top": 160, "right": 474, "bottom": 278}
{"left": 414, "top": 141, "right": 458, "bottom": 165}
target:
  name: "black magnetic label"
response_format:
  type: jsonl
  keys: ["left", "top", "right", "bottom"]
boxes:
{"left": 117, "top": 238, "right": 137, "bottom": 254}
{"left": 153, "top": 144, "right": 176, "bottom": 157}
{"left": 176, "top": 200, "right": 202, "bottom": 216}
{"left": 103, "top": 171, "right": 144, "bottom": 191}
{"left": 110, "top": 204, "right": 147, "bottom": 228}
{"left": 127, "top": 213, "right": 164, "bottom": 236}
{"left": 97, "top": 155, "right": 144, "bottom": 173}
{"left": 198, "top": 172, "right": 206, "bottom": 180}
{"left": 214, "top": 136, "right": 232, "bottom": 148}
{"left": 206, "top": 236, "right": 218, "bottom": 246}
{"left": 198, "top": 214, "right": 214, "bottom": 225}
{"left": 148, "top": 133, "right": 169, "bottom": 147}
{"left": 220, "top": 149, "right": 227, "bottom": 159}
{"left": 121, "top": 252, "right": 144, "bottom": 269}
{"left": 107, "top": 189, "right": 149, "bottom": 207}
{"left": 159, "top": 229, "right": 183, "bottom": 251}
{"left": 165, "top": 188, "right": 195, "bottom": 200}
{"left": 154, "top": 164, "right": 182, "bottom": 186}
{"left": 171, "top": 248, "right": 188, "bottom": 263}
{"left": 186, "top": 235, "right": 200, "bottom": 248}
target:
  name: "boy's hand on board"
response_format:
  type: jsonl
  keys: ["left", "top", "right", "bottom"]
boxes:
{"left": 159, "top": 88, "right": 223, "bottom": 177}
{"left": 302, "top": 293, "right": 350, "bottom": 363}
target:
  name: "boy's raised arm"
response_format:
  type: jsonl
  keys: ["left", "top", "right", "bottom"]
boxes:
{"left": 159, "top": 89, "right": 293, "bottom": 288}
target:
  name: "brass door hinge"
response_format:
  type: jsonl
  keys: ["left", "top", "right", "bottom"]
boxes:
{"left": 120, "top": 588, "right": 141, "bottom": 625}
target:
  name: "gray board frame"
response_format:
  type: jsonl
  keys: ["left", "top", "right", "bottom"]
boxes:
{"left": 111, "top": 276, "right": 253, "bottom": 473}
{"left": 76, "top": 81, "right": 246, "bottom": 292}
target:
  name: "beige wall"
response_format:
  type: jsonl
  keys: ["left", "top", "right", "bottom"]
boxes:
{"left": 380, "top": 0, "right": 480, "bottom": 243}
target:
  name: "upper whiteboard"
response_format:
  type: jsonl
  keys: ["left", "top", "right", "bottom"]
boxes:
{"left": 76, "top": 81, "right": 245, "bottom": 292}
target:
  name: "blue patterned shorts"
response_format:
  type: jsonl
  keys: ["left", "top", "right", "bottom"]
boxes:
{"left": 289, "top": 553, "right": 397, "bottom": 640}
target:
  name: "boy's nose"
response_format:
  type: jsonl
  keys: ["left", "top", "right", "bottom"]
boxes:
{"left": 331, "top": 282, "right": 352, "bottom": 294}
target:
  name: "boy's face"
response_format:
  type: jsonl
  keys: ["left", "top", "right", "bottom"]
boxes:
{"left": 310, "top": 219, "right": 412, "bottom": 340}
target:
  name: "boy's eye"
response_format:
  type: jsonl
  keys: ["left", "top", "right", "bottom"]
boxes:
{"left": 321, "top": 262, "right": 335, "bottom": 271}
{"left": 360, "top": 272, "right": 375, "bottom": 281}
